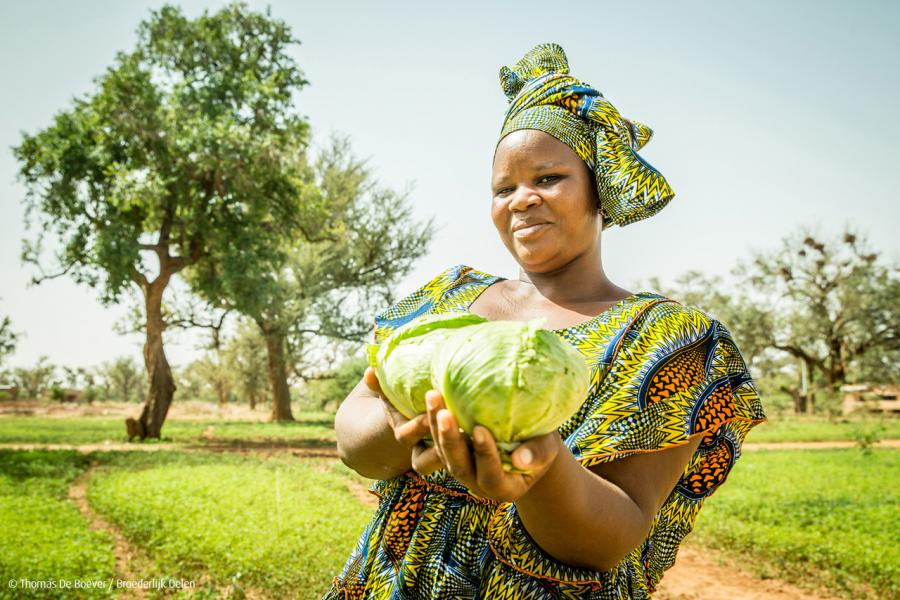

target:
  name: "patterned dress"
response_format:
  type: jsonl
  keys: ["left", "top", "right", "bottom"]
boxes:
{"left": 323, "top": 264, "right": 767, "bottom": 599}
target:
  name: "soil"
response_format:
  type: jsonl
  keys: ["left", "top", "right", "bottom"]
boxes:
{"left": 3, "top": 401, "right": 890, "bottom": 600}
{"left": 69, "top": 465, "right": 148, "bottom": 600}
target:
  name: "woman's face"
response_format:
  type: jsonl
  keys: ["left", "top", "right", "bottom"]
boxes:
{"left": 491, "top": 129, "right": 602, "bottom": 272}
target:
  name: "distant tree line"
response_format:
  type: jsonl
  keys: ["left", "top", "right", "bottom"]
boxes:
{"left": 645, "top": 227, "right": 899, "bottom": 416}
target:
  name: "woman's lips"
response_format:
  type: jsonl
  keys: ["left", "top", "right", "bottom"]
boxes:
{"left": 512, "top": 222, "right": 552, "bottom": 239}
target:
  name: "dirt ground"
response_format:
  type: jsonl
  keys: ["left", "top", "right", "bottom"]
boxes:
{"left": 3, "top": 401, "right": 889, "bottom": 599}
{"left": 0, "top": 398, "right": 270, "bottom": 421}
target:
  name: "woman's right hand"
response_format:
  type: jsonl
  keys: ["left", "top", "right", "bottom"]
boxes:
{"left": 364, "top": 367, "right": 444, "bottom": 476}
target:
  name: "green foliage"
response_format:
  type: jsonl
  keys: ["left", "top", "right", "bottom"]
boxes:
{"left": 223, "top": 319, "right": 270, "bottom": 408}
{"left": 13, "top": 2, "right": 312, "bottom": 303}
{"left": 87, "top": 452, "right": 371, "bottom": 596}
{"left": 98, "top": 356, "right": 143, "bottom": 403}
{"left": 301, "top": 355, "right": 368, "bottom": 411}
{"left": 187, "top": 133, "right": 434, "bottom": 373}
{"left": 0, "top": 451, "right": 115, "bottom": 599}
{"left": 737, "top": 228, "right": 900, "bottom": 387}
{"left": 48, "top": 383, "right": 65, "bottom": 403}
{"left": 0, "top": 314, "right": 18, "bottom": 369}
{"left": 11, "top": 356, "right": 56, "bottom": 400}
{"left": 692, "top": 449, "right": 899, "bottom": 599}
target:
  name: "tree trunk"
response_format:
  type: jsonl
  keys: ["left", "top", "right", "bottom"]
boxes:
{"left": 264, "top": 329, "right": 294, "bottom": 422}
{"left": 215, "top": 378, "right": 228, "bottom": 407}
{"left": 249, "top": 390, "right": 257, "bottom": 410}
{"left": 134, "top": 280, "right": 176, "bottom": 439}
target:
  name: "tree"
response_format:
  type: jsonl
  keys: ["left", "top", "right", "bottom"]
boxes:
{"left": 187, "top": 134, "right": 433, "bottom": 421}
{"left": 12, "top": 357, "right": 56, "bottom": 400}
{"left": 735, "top": 227, "right": 900, "bottom": 411}
{"left": 101, "top": 357, "right": 144, "bottom": 403}
{"left": 223, "top": 319, "right": 269, "bottom": 410}
{"left": 14, "top": 3, "right": 312, "bottom": 438}
{"left": 0, "top": 315, "right": 18, "bottom": 372}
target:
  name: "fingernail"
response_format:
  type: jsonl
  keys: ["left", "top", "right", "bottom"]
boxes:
{"left": 439, "top": 412, "right": 451, "bottom": 432}
{"left": 518, "top": 448, "right": 533, "bottom": 466}
{"left": 426, "top": 395, "right": 437, "bottom": 411}
{"left": 473, "top": 428, "right": 485, "bottom": 445}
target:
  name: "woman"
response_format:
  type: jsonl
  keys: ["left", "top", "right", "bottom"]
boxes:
{"left": 325, "top": 43, "right": 766, "bottom": 599}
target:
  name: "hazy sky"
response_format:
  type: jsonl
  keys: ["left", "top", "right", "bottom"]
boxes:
{"left": 1, "top": 0, "right": 898, "bottom": 371}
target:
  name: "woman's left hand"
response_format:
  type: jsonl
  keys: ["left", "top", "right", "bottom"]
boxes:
{"left": 423, "top": 390, "right": 563, "bottom": 503}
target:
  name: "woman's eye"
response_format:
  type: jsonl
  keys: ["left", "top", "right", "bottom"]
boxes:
{"left": 495, "top": 188, "right": 513, "bottom": 196}
{"left": 539, "top": 175, "right": 559, "bottom": 184}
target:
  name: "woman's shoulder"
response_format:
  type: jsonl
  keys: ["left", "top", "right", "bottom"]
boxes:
{"left": 372, "top": 264, "right": 500, "bottom": 341}
{"left": 630, "top": 294, "right": 720, "bottom": 338}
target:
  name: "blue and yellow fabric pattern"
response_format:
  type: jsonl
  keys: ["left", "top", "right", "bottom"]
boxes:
{"left": 323, "top": 265, "right": 767, "bottom": 599}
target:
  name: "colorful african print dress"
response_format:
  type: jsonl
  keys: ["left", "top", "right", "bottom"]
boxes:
{"left": 323, "top": 264, "right": 767, "bottom": 600}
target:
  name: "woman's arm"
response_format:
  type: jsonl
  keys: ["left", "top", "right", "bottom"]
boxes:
{"left": 515, "top": 435, "right": 701, "bottom": 572}
{"left": 334, "top": 369, "right": 440, "bottom": 481}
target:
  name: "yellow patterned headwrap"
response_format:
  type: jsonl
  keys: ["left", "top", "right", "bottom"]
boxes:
{"left": 496, "top": 43, "right": 674, "bottom": 229}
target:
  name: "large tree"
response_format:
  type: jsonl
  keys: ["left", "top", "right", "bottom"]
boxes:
{"left": 187, "top": 134, "right": 433, "bottom": 421}
{"left": 736, "top": 228, "right": 900, "bottom": 394}
{"left": 14, "top": 3, "right": 312, "bottom": 437}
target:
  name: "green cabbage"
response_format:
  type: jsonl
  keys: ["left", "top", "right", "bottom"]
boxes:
{"left": 367, "top": 312, "right": 488, "bottom": 418}
{"left": 367, "top": 311, "right": 590, "bottom": 473}
{"left": 431, "top": 318, "right": 590, "bottom": 466}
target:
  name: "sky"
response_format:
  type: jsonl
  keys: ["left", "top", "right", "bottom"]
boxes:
{"left": 1, "top": 0, "right": 898, "bottom": 372}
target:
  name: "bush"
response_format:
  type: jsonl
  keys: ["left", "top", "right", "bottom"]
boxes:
{"left": 299, "top": 356, "right": 368, "bottom": 412}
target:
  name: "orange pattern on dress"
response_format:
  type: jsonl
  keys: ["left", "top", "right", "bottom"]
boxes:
{"left": 693, "top": 381, "right": 737, "bottom": 434}
{"left": 644, "top": 342, "right": 707, "bottom": 405}
{"left": 382, "top": 478, "right": 427, "bottom": 566}
{"left": 679, "top": 440, "right": 734, "bottom": 497}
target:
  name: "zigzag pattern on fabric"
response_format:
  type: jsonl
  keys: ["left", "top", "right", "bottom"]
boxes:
{"left": 325, "top": 264, "right": 767, "bottom": 600}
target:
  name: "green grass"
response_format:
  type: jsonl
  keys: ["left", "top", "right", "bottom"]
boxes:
{"left": 692, "top": 449, "right": 899, "bottom": 599}
{"left": 87, "top": 452, "right": 372, "bottom": 598}
{"left": 746, "top": 415, "right": 900, "bottom": 443}
{"left": 0, "top": 415, "right": 336, "bottom": 446}
{"left": 0, "top": 451, "right": 115, "bottom": 599}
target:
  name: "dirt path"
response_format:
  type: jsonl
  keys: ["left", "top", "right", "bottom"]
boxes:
{"left": 654, "top": 540, "right": 847, "bottom": 600}
{"left": 744, "top": 439, "right": 900, "bottom": 450}
{"left": 15, "top": 440, "right": 889, "bottom": 600}
{"left": 69, "top": 465, "right": 268, "bottom": 599}
{"left": 69, "top": 466, "right": 148, "bottom": 600}
{"left": 0, "top": 441, "right": 339, "bottom": 457}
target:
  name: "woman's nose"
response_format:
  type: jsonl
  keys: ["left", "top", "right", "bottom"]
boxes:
{"left": 508, "top": 186, "right": 542, "bottom": 211}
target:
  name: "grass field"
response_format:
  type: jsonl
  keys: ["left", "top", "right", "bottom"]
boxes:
{"left": 1, "top": 409, "right": 898, "bottom": 599}
{"left": 2, "top": 412, "right": 897, "bottom": 447}
{"left": 88, "top": 452, "right": 370, "bottom": 597}
{"left": 691, "top": 448, "right": 899, "bottom": 599}
{"left": 743, "top": 414, "right": 899, "bottom": 443}
{"left": 0, "top": 449, "right": 372, "bottom": 598}
{"left": 0, "top": 451, "right": 115, "bottom": 599}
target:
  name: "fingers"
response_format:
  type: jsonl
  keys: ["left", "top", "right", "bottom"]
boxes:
{"left": 425, "top": 391, "right": 448, "bottom": 466}
{"left": 411, "top": 443, "right": 443, "bottom": 476}
{"left": 428, "top": 393, "right": 477, "bottom": 484}
{"left": 511, "top": 431, "right": 562, "bottom": 474}
{"left": 469, "top": 425, "right": 507, "bottom": 492}
{"left": 394, "top": 413, "right": 430, "bottom": 448}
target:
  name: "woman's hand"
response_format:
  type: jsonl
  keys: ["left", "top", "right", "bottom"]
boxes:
{"left": 363, "top": 368, "right": 443, "bottom": 476}
{"left": 424, "top": 389, "right": 563, "bottom": 503}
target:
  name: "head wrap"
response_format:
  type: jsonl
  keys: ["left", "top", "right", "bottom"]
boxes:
{"left": 495, "top": 43, "right": 674, "bottom": 229}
